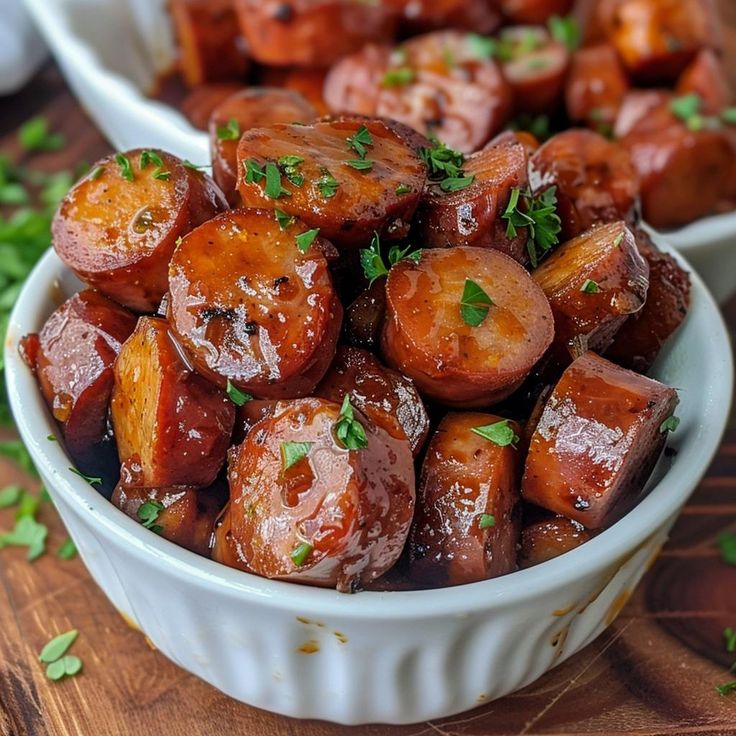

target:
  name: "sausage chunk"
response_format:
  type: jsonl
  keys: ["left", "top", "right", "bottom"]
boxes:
{"left": 522, "top": 351, "right": 679, "bottom": 528}
{"left": 23, "top": 290, "right": 137, "bottom": 469}
{"left": 233, "top": 0, "right": 399, "bottom": 68}
{"left": 112, "top": 483, "right": 226, "bottom": 556}
{"left": 413, "top": 131, "right": 529, "bottom": 261}
{"left": 392, "top": 0, "right": 502, "bottom": 34}
{"left": 531, "top": 221, "right": 649, "bottom": 358}
{"left": 381, "top": 247, "right": 554, "bottom": 407}
{"left": 598, "top": 0, "right": 717, "bottom": 83}
{"left": 344, "top": 279, "right": 387, "bottom": 350}
{"left": 209, "top": 88, "right": 317, "bottom": 205}
{"left": 181, "top": 83, "right": 245, "bottom": 131}
{"left": 565, "top": 44, "right": 630, "bottom": 134}
{"left": 236, "top": 118, "right": 426, "bottom": 248}
{"left": 519, "top": 516, "right": 591, "bottom": 568}
{"left": 111, "top": 317, "right": 235, "bottom": 489}
{"left": 324, "top": 31, "right": 512, "bottom": 154}
{"left": 676, "top": 49, "right": 733, "bottom": 114}
{"left": 606, "top": 231, "right": 691, "bottom": 372}
{"left": 168, "top": 209, "right": 342, "bottom": 398}
{"left": 53, "top": 150, "right": 227, "bottom": 313}
{"left": 498, "top": 26, "right": 570, "bottom": 115}
{"left": 528, "top": 129, "right": 640, "bottom": 240}
{"left": 213, "top": 397, "right": 415, "bottom": 592}
{"left": 409, "top": 412, "right": 521, "bottom": 587}
{"left": 316, "top": 345, "right": 430, "bottom": 456}
{"left": 171, "top": 0, "right": 249, "bottom": 87}
{"left": 500, "top": 0, "right": 574, "bottom": 24}
{"left": 260, "top": 67, "right": 331, "bottom": 116}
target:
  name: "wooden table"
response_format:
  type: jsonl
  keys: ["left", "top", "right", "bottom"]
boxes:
{"left": 1, "top": 67, "right": 735, "bottom": 736}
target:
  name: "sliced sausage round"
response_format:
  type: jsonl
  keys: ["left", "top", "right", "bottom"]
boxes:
{"left": 53, "top": 149, "right": 227, "bottom": 313}
{"left": 381, "top": 247, "right": 555, "bottom": 407}
{"left": 519, "top": 516, "right": 591, "bottom": 568}
{"left": 500, "top": 0, "right": 574, "bottom": 24}
{"left": 181, "top": 83, "right": 245, "bottom": 131}
{"left": 344, "top": 279, "right": 388, "bottom": 350}
{"left": 391, "top": 0, "right": 502, "bottom": 34}
{"left": 168, "top": 208, "right": 342, "bottom": 398}
{"left": 212, "top": 397, "right": 415, "bottom": 592}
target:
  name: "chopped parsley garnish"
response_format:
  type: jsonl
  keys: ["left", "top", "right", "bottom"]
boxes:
{"left": 217, "top": 118, "right": 241, "bottom": 141}
{"left": 334, "top": 395, "right": 368, "bottom": 451}
{"left": 137, "top": 500, "right": 165, "bottom": 534}
{"left": 502, "top": 187, "right": 562, "bottom": 267}
{"left": 420, "top": 139, "right": 475, "bottom": 192}
{"left": 281, "top": 441, "right": 314, "bottom": 471}
{"left": 510, "top": 113, "right": 552, "bottom": 141}
{"left": 670, "top": 93, "right": 704, "bottom": 131}
{"left": 39, "top": 630, "right": 82, "bottom": 682}
{"left": 548, "top": 15, "right": 581, "bottom": 51}
{"left": 724, "top": 627, "right": 736, "bottom": 654}
{"left": 295, "top": 228, "right": 320, "bottom": 253}
{"left": 0, "top": 515, "right": 47, "bottom": 560}
{"left": 316, "top": 169, "right": 339, "bottom": 199}
{"left": 244, "top": 158, "right": 265, "bottom": 183}
{"left": 115, "top": 153, "right": 134, "bottom": 182}
{"left": 659, "top": 415, "right": 680, "bottom": 434}
{"left": 395, "top": 183, "right": 412, "bottom": 195}
{"left": 89, "top": 166, "right": 104, "bottom": 180}
{"left": 226, "top": 380, "right": 252, "bottom": 406}
{"left": 718, "top": 532, "right": 736, "bottom": 565}
{"left": 0, "top": 485, "right": 23, "bottom": 509}
{"left": 346, "top": 125, "right": 374, "bottom": 159}
{"left": 472, "top": 419, "right": 519, "bottom": 447}
{"left": 382, "top": 67, "right": 415, "bottom": 87}
{"left": 265, "top": 162, "right": 291, "bottom": 199}
{"left": 581, "top": 279, "right": 600, "bottom": 294}
{"left": 466, "top": 33, "right": 497, "bottom": 59}
{"left": 440, "top": 175, "right": 474, "bottom": 192}
{"left": 57, "top": 537, "right": 77, "bottom": 560}
{"left": 278, "top": 155, "right": 305, "bottom": 187}
{"left": 359, "top": 232, "right": 421, "bottom": 285}
{"left": 716, "top": 681, "right": 736, "bottom": 696}
{"left": 19, "top": 117, "right": 65, "bottom": 153}
{"left": 275, "top": 208, "right": 296, "bottom": 230}
{"left": 182, "top": 159, "right": 206, "bottom": 171}
{"left": 479, "top": 514, "right": 496, "bottom": 529}
{"left": 722, "top": 108, "right": 736, "bottom": 125}
{"left": 139, "top": 150, "right": 170, "bottom": 181}
{"left": 460, "top": 278, "right": 494, "bottom": 327}
{"left": 68, "top": 467, "right": 102, "bottom": 486}
{"left": 346, "top": 159, "right": 374, "bottom": 172}
{"left": 290, "top": 541, "right": 313, "bottom": 567}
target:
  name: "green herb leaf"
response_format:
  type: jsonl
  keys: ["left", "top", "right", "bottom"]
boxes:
{"left": 382, "top": 67, "right": 415, "bottom": 87}
{"left": 0, "top": 183, "right": 29, "bottom": 206}
{"left": 217, "top": 118, "right": 241, "bottom": 141}
{"left": 57, "top": 537, "right": 77, "bottom": 560}
{"left": 115, "top": 153, "right": 134, "bottom": 182}
{"left": 278, "top": 155, "right": 305, "bottom": 187}
{"left": 226, "top": 380, "right": 252, "bottom": 407}
{"left": 659, "top": 415, "right": 680, "bottom": 434}
{"left": 290, "top": 541, "right": 313, "bottom": 567}
{"left": 722, "top": 108, "right": 736, "bottom": 125}
{"left": 334, "top": 395, "right": 368, "bottom": 451}
{"left": 68, "top": 467, "right": 102, "bottom": 486}
{"left": 295, "top": 228, "right": 320, "bottom": 253}
{"left": 0, "top": 485, "right": 23, "bottom": 509}
{"left": 265, "top": 162, "right": 291, "bottom": 199}
{"left": 89, "top": 166, "right": 104, "bottom": 180}
{"left": 466, "top": 33, "right": 497, "bottom": 59}
{"left": 0, "top": 515, "right": 47, "bottom": 560}
{"left": 724, "top": 627, "right": 736, "bottom": 654}
{"left": 395, "top": 183, "right": 412, "bottom": 195}
{"left": 503, "top": 187, "right": 562, "bottom": 267}
{"left": 281, "top": 441, "right": 314, "bottom": 471}
{"left": 716, "top": 681, "right": 736, "bottom": 696}
{"left": 19, "top": 117, "right": 65, "bottom": 152}
{"left": 244, "top": 158, "right": 265, "bottom": 183}
{"left": 316, "top": 169, "right": 339, "bottom": 199}
{"left": 479, "top": 513, "right": 496, "bottom": 529}
{"left": 346, "top": 126, "right": 374, "bottom": 159}
{"left": 440, "top": 175, "right": 475, "bottom": 192}
{"left": 275, "top": 208, "right": 296, "bottom": 230}
{"left": 670, "top": 93, "right": 702, "bottom": 124}
{"left": 139, "top": 150, "right": 163, "bottom": 169}
{"left": 16, "top": 493, "right": 39, "bottom": 520}
{"left": 460, "top": 279, "right": 494, "bottom": 327}
{"left": 472, "top": 419, "right": 519, "bottom": 447}
{"left": 137, "top": 500, "right": 165, "bottom": 532}
{"left": 420, "top": 140, "right": 465, "bottom": 179}
{"left": 359, "top": 232, "right": 420, "bottom": 285}
{"left": 548, "top": 15, "right": 581, "bottom": 51}
{"left": 718, "top": 532, "right": 736, "bottom": 565}
{"left": 182, "top": 160, "right": 206, "bottom": 171}
{"left": 346, "top": 159, "right": 374, "bottom": 171}
{"left": 39, "top": 630, "right": 79, "bottom": 663}
{"left": 581, "top": 279, "right": 600, "bottom": 294}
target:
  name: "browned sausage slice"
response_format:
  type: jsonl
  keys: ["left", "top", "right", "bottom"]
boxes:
{"left": 181, "top": 83, "right": 245, "bottom": 131}
{"left": 111, "top": 317, "right": 235, "bottom": 489}
{"left": 168, "top": 209, "right": 342, "bottom": 398}
{"left": 260, "top": 67, "right": 332, "bottom": 116}
{"left": 381, "top": 247, "right": 554, "bottom": 407}
{"left": 23, "top": 290, "right": 137, "bottom": 469}
{"left": 528, "top": 129, "right": 640, "bottom": 239}
{"left": 519, "top": 516, "right": 591, "bottom": 568}
{"left": 236, "top": 118, "right": 427, "bottom": 248}
{"left": 413, "top": 131, "right": 529, "bottom": 261}
{"left": 53, "top": 149, "right": 227, "bottom": 312}
{"left": 409, "top": 412, "right": 520, "bottom": 587}
{"left": 209, "top": 88, "right": 317, "bottom": 205}
{"left": 344, "top": 279, "right": 387, "bottom": 350}
{"left": 390, "top": 0, "right": 502, "bottom": 34}
{"left": 212, "top": 397, "right": 415, "bottom": 592}
{"left": 501, "top": 0, "right": 574, "bottom": 24}
{"left": 234, "top": 0, "right": 400, "bottom": 68}
{"left": 531, "top": 221, "right": 649, "bottom": 358}
{"left": 521, "top": 351, "right": 679, "bottom": 528}
{"left": 676, "top": 48, "right": 733, "bottom": 114}
{"left": 170, "top": 0, "right": 249, "bottom": 87}
{"left": 316, "top": 345, "right": 430, "bottom": 456}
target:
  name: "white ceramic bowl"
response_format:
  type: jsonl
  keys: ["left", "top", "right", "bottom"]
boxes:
{"left": 5, "top": 246, "right": 733, "bottom": 725}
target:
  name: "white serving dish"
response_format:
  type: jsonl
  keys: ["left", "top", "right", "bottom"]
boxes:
{"left": 5, "top": 245, "right": 733, "bottom": 725}
{"left": 22, "top": 0, "right": 736, "bottom": 304}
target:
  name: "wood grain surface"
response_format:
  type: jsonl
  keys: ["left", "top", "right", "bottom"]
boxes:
{"left": 1, "top": 66, "right": 736, "bottom": 736}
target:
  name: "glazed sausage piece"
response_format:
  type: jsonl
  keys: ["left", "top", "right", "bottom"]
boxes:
{"left": 22, "top": 290, "right": 137, "bottom": 469}
{"left": 381, "top": 247, "right": 555, "bottom": 408}
{"left": 620, "top": 103, "right": 734, "bottom": 229}
{"left": 500, "top": 0, "right": 574, "bottom": 24}
{"left": 598, "top": 0, "right": 717, "bottom": 83}
{"left": 391, "top": 0, "right": 502, "bottom": 34}
{"left": 613, "top": 90, "right": 671, "bottom": 139}
{"left": 522, "top": 351, "right": 679, "bottom": 528}
{"left": 209, "top": 88, "right": 317, "bottom": 205}
{"left": 236, "top": 118, "right": 426, "bottom": 248}
{"left": 344, "top": 279, "right": 387, "bottom": 350}
{"left": 519, "top": 516, "right": 591, "bottom": 568}
{"left": 111, "top": 317, "right": 235, "bottom": 489}
{"left": 316, "top": 345, "right": 430, "bottom": 456}
{"left": 324, "top": 31, "right": 512, "bottom": 154}
{"left": 260, "top": 67, "right": 331, "bottom": 116}
{"left": 409, "top": 412, "right": 521, "bottom": 587}
{"left": 532, "top": 221, "right": 649, "bottom": 359}
{"left": 112, "top": 483, "right": 226, "bottom": 557}
{"left": 233, "top": 0, "right": 400, "bottom": 68}
{"left": 414, "top": 131, "right": 529, "bottom": 261}
{"left": 181, "top": 83, "right": 245, "bottom": 131}
{"left": 213, "top": 397, "right": 415, "bottom": 592}
{"left": 53, "top": 149, "right": 227, "bottom": 313}
{"left": 168, "top": 209, "right": 342, "bottom": 397}
{"left": 565, "top": 44, "right": 630, "bottom": 134}
{"left": 675, "top": 48, "right": 733, "bottom": 115}
{"left": 170, "top": 0, "right": 249, "bottom": 87}
{"left": 528, "top": 129, "right": 640, "bottom": 240}
{"left": 606, "top": 231, "right": 691, "bottom": 373}
{"left": 498, "top": 26, "right": 570, "bottom": 115}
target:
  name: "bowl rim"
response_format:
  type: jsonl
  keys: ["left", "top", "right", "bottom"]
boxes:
{"left": 5, "top": 247, "right": 734, "bottom": 621}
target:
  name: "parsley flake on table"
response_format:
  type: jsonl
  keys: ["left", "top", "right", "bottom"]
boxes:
{"left": 19, "top": 116, "right": 65, "bottom": 153}
{"left": 718, "top": 532, "right": 736, "bottom": 566}
{"left": 724, "top": 627, "right": 736, "bottom": 654}
{"left": 460, "top": 279, "right": 494, "bottom": 327}
{"left": 0, "top": 484, "right": 23, "bottom": 509}
{"left": 472, "top": 419, "right": 519, "bottom": 447}
{"left": 0, "top": 515, "right": 48, "bottom": 560}
{"left": 57, "top": 537, "right": 77, "bottom": 561}
{"left": 39, "top": 630, "right": 83, "bottom": 682}
{"left": 334, "top": 395, "right": 368, "bottom": 451}
{"left": 217, "top": 118, "right": 241, "bottom": 141}
{"left": 502, "top": 186, "right": 562, "bottom": 267}
{"left": 281, "top": 442, "right": 314, "bottom": 472}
